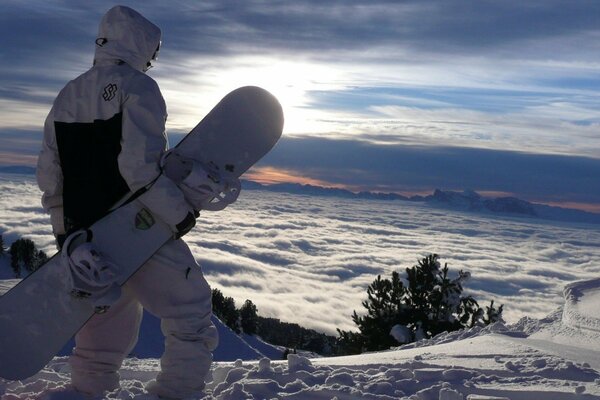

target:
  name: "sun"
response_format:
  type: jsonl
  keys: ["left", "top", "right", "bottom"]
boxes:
{"left": 163, "top": 55, "right": 346, "bottom": 135}
{"left": 170, "top": 56, "right": 343, "bottom": 134}
{"left": 218, "top": 56, "right": 344, "bottom": 135}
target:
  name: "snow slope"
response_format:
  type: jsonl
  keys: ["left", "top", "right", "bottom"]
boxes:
{"left": 0, "top": 277, "right": 283, "bottom": 363}
{"left": 1, "top": 279, "right": 599, "bottom": 399}
{"left": 0, "top": 256, "right": 13, "bottom": 280}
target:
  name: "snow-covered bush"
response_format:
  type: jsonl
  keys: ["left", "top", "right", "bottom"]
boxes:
{"left": 337, "top": 254, "right": 503, "bottom": 354}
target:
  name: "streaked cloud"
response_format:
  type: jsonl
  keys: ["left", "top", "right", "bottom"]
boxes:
{"left": 256, "top": 136, "right": 600, "bottom": 207}
{"left": 1, "top": 0, "right": 599, "bottom": 208}
{"left": 245, "top": 166, "right": 347, "bottom": 188}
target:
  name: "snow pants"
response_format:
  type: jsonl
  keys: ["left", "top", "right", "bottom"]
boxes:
{"left": 69, "top": 239, "right": 219, "bottom": 398}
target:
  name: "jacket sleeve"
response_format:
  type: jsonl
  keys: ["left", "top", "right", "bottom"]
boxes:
{"left": 36, "top": 105, "right": 66, "bottom": 236}
{"left": 118, "top": 74, "right": 192, "bottom": 229}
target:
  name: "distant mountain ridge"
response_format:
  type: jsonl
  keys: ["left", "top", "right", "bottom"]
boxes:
{"left": 1, "top": 166, "right": 596, "bottom": 224}
{"left": 242, "top": 181, "right": 600, "bottom": 225}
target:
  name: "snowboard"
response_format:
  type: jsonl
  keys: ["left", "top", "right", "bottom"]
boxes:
{"left": 0, "top": 86, "right": 283, "bottom": 381}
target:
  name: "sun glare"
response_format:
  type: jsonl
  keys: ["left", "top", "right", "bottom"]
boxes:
{"left": 162, "top": 55, "right": 347, "bottom": 135}
{"left": 217, "top": 57, "right": 345, "bottom": 135}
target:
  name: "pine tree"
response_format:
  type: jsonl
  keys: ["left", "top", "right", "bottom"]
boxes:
{"left": 240, "top": 299, "right": 259, "bottom": 335}
{"left": 9, "top": 242, "right": 21, "bottom": 278}
{"left": 483, "top": 300, "right": 504, "bottom": 325}
{"left": 32, "top": 250, "right": 48, "bottom": 271}
{"left": 258, "top": 316, "right": 338, "bottom": 355}
{"left": 457, "top": 296, "right": 482, "bottom": 328}
{"left": 20, "top": 239, "right": 34, "bottom": 269}
{"left": 403, "top": 255, "right": 469, "bottom": 337}
{"left": 211, "top": 288, "right": 240, "bottom": 333}
{"left": 348, "top": 271, "right": 408, "bottom": 351}
{"left": 335, "top": 329, "right": 365, "bottom": 355}
{"left": 9, "top": 238, "right": 41, "bottom": 276}
{"left": 338, "top": 254, "right": 504, "bottom": 354}
{"left": 0, "top": 234, "right": 5, "bottom": 256}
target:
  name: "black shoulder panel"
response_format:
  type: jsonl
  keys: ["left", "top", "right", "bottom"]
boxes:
{"left": 55, "top": 112, "right": 130, "bottom": 231}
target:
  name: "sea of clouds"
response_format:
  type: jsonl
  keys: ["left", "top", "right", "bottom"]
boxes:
{"left": 1, "top": 173, "right": 599, "bottom": 335}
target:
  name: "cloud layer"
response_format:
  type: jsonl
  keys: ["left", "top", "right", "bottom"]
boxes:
{"left": 2, "top": 175, "right": 599, "bottom": 335}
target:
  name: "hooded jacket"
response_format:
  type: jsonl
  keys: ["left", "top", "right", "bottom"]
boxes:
{"left": 37, "top": 6, "right": 191, "bottom": 235}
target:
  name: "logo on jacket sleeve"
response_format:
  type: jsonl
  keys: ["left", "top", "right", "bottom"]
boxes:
{"left": 102, "top": 83, "right": 118, "bottom": 101}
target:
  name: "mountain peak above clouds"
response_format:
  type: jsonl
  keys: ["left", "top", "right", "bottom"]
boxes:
{"left": 0, "top": 166, "right": 596, "bottom": 224}
{"left": 428, "top": 188, "right": 538, "bottom": 216}
{"left": 243, "top": 181, "right": 600, "bottom": 224}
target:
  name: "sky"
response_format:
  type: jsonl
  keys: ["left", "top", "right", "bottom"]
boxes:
{"left": 1, "top": 0, "right": 599, "bottom": 211}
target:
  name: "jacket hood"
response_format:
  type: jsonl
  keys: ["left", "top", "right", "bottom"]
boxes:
{"left": 94, "top": 6, "right": 161, "bottom": 72}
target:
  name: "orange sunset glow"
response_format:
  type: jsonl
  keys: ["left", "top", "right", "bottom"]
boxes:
{"left": 244, "top": 166, "right": 348, "bottom": 189}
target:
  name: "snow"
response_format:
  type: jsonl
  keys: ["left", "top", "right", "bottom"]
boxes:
{"left": 2, "top": 272, "right": 600, "bottom": 399}
{"left": 563, "top": 279, "right": 600, "bottom": 335}
{"left": 0, "top": 254, "right": 14, "bottom": 280}
{"left": 390, "top": 324, "right": 412, "bottom": 344}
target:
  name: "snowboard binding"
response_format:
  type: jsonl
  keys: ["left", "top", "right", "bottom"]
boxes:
{"left": 161, "top": 151, "right": 241, "bottom": 212}
{"left": 61, "top": 230, "right": 122, "bottom": 313}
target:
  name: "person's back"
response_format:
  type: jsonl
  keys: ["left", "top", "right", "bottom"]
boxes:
{"left": 50, "top": 64, "right": 139, "bottom": 231}
{"left": 38, "top": 6, "right": 188, "bottom": 238}
{"left": 37, "top": 6, "right": 217, "bottom": 399}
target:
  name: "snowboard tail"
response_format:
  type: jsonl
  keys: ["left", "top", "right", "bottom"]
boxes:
{"left": 0, "top": 86, "right": 283, "bottom": 380}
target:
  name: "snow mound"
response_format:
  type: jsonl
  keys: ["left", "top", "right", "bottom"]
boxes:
{"left": 212, "top": 317, "right": 281, "bottom": 362}
{"left": 396, "top": 321, "right": 525, "bottom": 351}
{"left": 531, "top": 278, "right": 600, "bottom": 350}
{"left": 396, "top": 278, "right": 600, "bottom": 355}
{"left": 563, "top": 278, "right": 600, "bottom": 334}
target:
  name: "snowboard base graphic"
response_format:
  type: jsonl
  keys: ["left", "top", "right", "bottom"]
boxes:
{"left": 0, "top": 86, "right": 283, "bottom": 380}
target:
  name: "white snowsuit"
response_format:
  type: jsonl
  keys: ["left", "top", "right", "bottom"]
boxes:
{"left": 36, "top": 6, "right": 218, "bottom": 398}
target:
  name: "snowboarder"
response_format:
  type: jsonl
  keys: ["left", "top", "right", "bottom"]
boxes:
{"left": 36, "top": 6, "right": 218, "bottom": 398}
